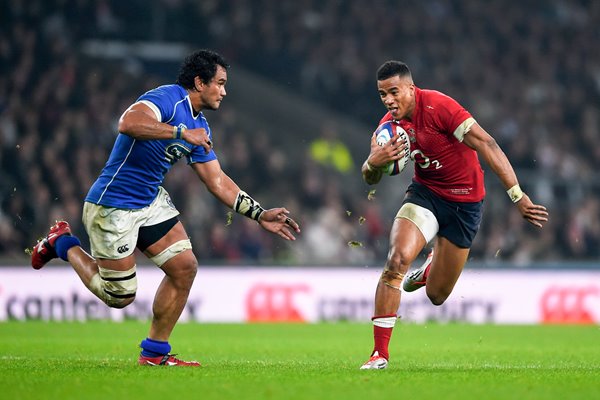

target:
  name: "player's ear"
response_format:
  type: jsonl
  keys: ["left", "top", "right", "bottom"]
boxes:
{"left": 194, "top": 76, "right": 203, "bottom": 91}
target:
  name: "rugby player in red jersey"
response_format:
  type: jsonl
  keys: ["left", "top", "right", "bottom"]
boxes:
{"left": 359, "top": 61, "right": 548, "bottom": 370}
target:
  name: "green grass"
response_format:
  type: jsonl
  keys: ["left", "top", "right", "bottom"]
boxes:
{"left": 1, "top": 322, "right": 599, "bottom": 400}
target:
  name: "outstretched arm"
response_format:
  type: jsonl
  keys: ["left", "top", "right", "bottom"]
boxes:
{"left": 191, "top": 160, "right": 300, "bottom": 240}
{"left": 463, "top": 122, "right": 548, "bottom": 228}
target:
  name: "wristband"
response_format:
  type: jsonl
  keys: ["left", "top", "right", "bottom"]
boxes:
{"left": 233, "top": 190, "right": 265, "bottom": 221}
{"left": 366, "top": 161, "right": 377, "bottom": 172}
{"left": 507, "top": 184, "right": 524, "bottom": 203}
{"left": 173, "top": 125, "right": 184, "bottom": 140}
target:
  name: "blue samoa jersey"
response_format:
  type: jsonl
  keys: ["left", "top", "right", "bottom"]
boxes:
{"left": 85, "top": 84, "right": 217, "bottom": 209}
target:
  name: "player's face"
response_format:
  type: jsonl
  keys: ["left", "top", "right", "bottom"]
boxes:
{"left": 199, "top": 65, "right": 227, "bottom": 110}
{"left": 377, "top": 75, "right": 415, "bottom": 120}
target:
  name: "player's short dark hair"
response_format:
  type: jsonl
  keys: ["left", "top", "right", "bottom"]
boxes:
{"left": 176, "top": 49, "right": 229, "bottom": 89}
{"left": 376, "top": 61, "right": 412, "bottom": 81}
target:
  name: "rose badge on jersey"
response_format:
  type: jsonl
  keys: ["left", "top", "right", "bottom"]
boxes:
{"left": 374, "top": 121, "right": 411, "bottom": 175}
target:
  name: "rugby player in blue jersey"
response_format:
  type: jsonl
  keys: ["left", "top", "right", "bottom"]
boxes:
{"left": 30, "top": 49, "right": 300, "bottom": 367}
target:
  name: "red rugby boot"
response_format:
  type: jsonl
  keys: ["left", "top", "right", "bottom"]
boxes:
{"left": 31, "top": 221, "right": 72, "bottom": 270}
{"left": 138, "top": 353, "right": 201, "bottom": 367}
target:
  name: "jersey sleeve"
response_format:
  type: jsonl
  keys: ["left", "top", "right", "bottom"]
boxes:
{"left": 188, "top": 148, "right": 217, "bottom": 164}
{"left": 187, "top": 123, "right": 217, "bottom": 163}
{"left": 137, "top": 85, "right": 180, "bottom": 123}
{"left": 432, "top": 92, "right": 475, "bottom": 142}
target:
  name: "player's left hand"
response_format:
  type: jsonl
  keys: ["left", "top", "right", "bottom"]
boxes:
{"left": 183, "top": 127, "right": 213, "bottom": 153}
{"left": 258, "top": 208, "right": 301, "bottom": 240}
{"left": 516, "top": 194, "right": 548, "bottom": 228}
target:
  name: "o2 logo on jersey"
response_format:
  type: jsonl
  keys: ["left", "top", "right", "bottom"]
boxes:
{"left": 410, "top": 149, "right": 442, "bottom": 170}
{"left": 165, "top": 143, "right": 191, "bottom": 165}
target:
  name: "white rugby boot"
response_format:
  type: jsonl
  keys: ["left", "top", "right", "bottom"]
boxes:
{"left": 360, "top": 351, "right": 388, "bottom": 370}
{"left": 402, "top": 249, "right": 433, "bottom": 292}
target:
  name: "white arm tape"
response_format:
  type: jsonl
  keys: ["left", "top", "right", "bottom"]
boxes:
{"left": 453, "top": 117, "right": 476, "bottom": 142}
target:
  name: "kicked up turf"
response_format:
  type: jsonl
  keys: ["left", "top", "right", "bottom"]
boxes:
{"left": 0, "top": 322, "right": 599, "bottom": 400}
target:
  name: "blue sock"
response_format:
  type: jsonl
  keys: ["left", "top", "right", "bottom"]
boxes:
{"left": 54, "top": 235, "right": 81, "bottom": 261}
{"left": 140, "top": 338, "right": 171, "bottom": 357}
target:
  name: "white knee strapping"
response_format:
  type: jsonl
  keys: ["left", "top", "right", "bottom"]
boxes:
{"left": 149, "top": 239, "right": 192, "bottom": 267}
{"left": 89, "top": 265, "right": 137, "bottom": 308}
{"left": 396, "top": 203, "right": 439, "bottom": 244}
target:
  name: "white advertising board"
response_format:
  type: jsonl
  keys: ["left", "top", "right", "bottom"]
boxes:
{"left": 0, "top": 267, "right": 598, "bottom": 324}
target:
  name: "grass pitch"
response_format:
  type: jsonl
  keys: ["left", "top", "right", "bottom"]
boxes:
{"left": 1, "top": 322, "right": 598, "bottom": 400}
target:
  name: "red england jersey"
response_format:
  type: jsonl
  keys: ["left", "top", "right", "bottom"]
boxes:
{"left": 380, "top": 87, "right": 485, "bottom": 202}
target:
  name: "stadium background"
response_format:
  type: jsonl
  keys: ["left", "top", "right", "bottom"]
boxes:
{"left": 0, "top": 0, "right": 599, "bottom": 269}
{"left": 1, "top": 5, "right": 599, "bottom": 399}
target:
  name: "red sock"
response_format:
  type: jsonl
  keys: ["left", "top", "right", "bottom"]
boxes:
{"left": 371, "top": 314, "right": 397, "bottom": 361}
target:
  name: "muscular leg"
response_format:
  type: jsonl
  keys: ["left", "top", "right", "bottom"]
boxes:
{"left": 66, "top": 247, "right": 137, "bottom": 308}
{"left": 65, "top": 246, "right": 101, "bottom": 285}
{"left": 426, "top": 236, "right": 470, "bottom": 305}
{"left": 143, "top": 222, "right": 198, "bottom": 341}
{"left": 361, "top": 217, "right": 427, "bottom": 368}
{"left": 66, "top": 247, "right": 135, "bottom": 283}
{"left": 374, "top": 217, "right": 427, "bottom": 315}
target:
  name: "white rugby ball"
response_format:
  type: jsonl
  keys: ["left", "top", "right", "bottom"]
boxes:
{"left": 374, "top": 121, "right": 410, "bottom": 175}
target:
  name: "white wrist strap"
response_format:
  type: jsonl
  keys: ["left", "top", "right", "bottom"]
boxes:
{"left": 507, "top": 184, "right": 524, "bottom": 203}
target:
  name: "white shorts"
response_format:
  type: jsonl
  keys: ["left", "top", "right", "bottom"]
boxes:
{"left": 82, "top": 187, "right": 180, "bottom": 260}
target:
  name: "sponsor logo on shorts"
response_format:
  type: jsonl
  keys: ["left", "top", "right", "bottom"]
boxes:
{"left": 117, "top": 244, "right": 130, "bottom": 254}
{"left": 164, "top": 194, "right": 175, "bottom": 209}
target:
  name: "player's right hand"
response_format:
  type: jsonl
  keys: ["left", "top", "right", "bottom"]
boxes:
{"left": 368, "top": 132, "right": 407, "bottom": 168}
{"left": 183, "top": 128, "right": 213, "bottom": 153}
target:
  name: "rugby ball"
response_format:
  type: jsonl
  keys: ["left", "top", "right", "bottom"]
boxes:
{"left": 374, "top": 121, "right": 411, "bottom": 175}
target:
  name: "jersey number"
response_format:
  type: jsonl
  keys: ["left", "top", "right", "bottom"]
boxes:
{"left": 411, "top": 149, "right": 442, "bottom": 170}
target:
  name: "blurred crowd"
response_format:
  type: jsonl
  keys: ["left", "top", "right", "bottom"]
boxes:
{"left": 1, "top": 0, "right": 599, "bottom": 266}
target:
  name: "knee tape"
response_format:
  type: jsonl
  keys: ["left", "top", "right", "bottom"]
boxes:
{"left": 396, "top": 203, "right": 439, "bottom": 244}
{"left": 380, "top": 269, "right": 404, "bottom": 291}
{"left": 149, "top": 239, "right": 192, "bottom": 267}
{"left": 89, "top": 265, "right": 137, "bottom": 308}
